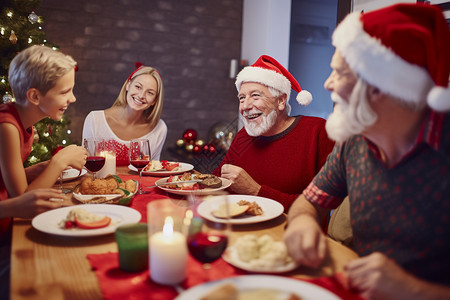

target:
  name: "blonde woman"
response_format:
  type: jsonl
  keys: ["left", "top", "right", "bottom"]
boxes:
{"left": 82, "top": 66, "right": 167, "bottom": 165}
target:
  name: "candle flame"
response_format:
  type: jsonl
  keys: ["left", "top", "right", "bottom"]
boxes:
{"left": 163, "top": 216, "right": 174, "bottom": 236}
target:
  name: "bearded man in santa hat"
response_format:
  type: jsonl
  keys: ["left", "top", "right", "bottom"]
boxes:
{"left": 213, "top": 55, "right": 335, "bottom": 214}
{"left": 284, "top": 3, "right": 450, "bottom": 299}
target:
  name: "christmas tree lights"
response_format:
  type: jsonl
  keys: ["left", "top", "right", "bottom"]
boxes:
{"left": 0, "top": 0, "right": 72, "bottom": 166}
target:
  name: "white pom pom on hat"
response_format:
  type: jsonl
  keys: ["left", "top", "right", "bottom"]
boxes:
{"left": 235, "top": 55, "right": 312, "bottom": 106}
{"left": 332, "top": 3, "right": 450, "bottom": 112}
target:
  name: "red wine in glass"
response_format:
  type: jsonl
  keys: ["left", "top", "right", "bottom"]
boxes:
{"left": 83, "top": 138, "right": 106, "bottom": 179}
{"left": 129, "top": 139, "right": 151, "bottom": 194}
{"left": 85, "top": 156, "right": 106, "bottom": 173}
{"left": 130, "top": 160, "right": 149, "bottom": 169}
{"left": 187, "top": 232, "right": 228, "bottom": 264}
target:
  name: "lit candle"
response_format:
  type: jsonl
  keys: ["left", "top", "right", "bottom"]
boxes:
{"left": 149, "top": 216, "right": 187, "bottom": 285}
{"left": 97, "top": 150, "right": 116, "bottom": 178}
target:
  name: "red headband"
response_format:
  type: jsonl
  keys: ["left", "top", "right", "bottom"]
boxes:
{"left": 127, "top": 64, "right": 162, "bottom": 82}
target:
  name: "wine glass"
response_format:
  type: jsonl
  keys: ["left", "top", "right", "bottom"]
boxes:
{"left": 129, "top": 139, "right": 151, "bottom": 194}
{"left": 186, "top": 193, "right": 230, "bottom": 280}
{"left": 83, "top": 138, "right": 106, "bottom": 179}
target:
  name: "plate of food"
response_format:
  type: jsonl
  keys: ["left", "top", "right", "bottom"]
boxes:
{"left": 72, "top": 175, "right": 138, "bottom": 206}
{"left": 32, "top": 204, "right": 142, "bottom": 237}
{"left": 58, "top": 168, "right": 87, "bottom": 182}
{"left": 174, "top": 275, "right": 342, "bottom": 300}
{"left": 128, "top": 160, "right": 194, "bottom": 176}
{"left": 222, "top": 234, "right": 299, "bottom": 274}
{"left": 197, "top": 195, "right": 284, "bottom": 224}
{"left": 154, "top": 173, "right": 232, "bottom": 195}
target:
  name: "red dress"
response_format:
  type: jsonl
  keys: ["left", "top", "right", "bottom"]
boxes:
{"left": 0, "top": 103, "right": 34, "bottom": 242}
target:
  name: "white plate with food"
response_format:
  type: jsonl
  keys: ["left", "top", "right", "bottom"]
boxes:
{"left": 175, "top": 275, "right": 342, "bottom": 300}
{"left": 197, "top": 195, "right": 284, "bottom": 224}
{"left": 223, "top": 245, "right": 299, "bottom": 274}
{"left": 128, "top": 161, "right": 194, "bottom": 176}
{"left": 154, "top": 177, "right": 232, "bottom": 195}
{"left": 32, "top": 204, "right": 141, "bottom": 237}
{"left": 58, "top": 168, "right": 87, "bottom": 182}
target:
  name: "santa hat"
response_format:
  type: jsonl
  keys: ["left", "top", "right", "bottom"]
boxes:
{"left": 332, "top": 3, "right": 450, "bottom": 111}
{"left": 235, "top": 55, "right": 312, "bottom": 106}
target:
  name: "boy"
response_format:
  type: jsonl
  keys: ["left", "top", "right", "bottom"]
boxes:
{"left": 0, "top": 45, "right": 88, "bottom": 236}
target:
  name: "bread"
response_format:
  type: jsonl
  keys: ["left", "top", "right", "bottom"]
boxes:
{"left": 200, "top": 283, "right": 238, "bottom": 300}
{"left": 212, "top": 203, "right": 249, "bottom": 218}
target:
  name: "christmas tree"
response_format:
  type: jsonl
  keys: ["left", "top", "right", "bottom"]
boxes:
{"left": 0, "top": 0, "right": 73, "bottom": 167}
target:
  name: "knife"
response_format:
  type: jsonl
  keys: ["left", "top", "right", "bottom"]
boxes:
{"left": 146, "top": 180, "right": 202, "bottom": 189}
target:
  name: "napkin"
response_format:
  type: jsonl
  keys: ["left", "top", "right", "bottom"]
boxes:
{"left": 87, "top": 252, "right": 363, "bottom": 300}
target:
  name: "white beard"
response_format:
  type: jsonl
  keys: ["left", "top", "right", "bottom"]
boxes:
{"left": 326, "top": 80, "right": 377, "bottom": 142}
{"left": 241, "top": 109, "right": 278, "bottom": 137}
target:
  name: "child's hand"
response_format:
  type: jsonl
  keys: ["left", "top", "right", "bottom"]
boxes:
{"left": 53, "top": 144, "right": 88, "bottom": 170}
{"left": 7, "top": 188, "right": 65, "bottom": 218}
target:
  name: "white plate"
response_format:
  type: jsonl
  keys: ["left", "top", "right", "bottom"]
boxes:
{"left": 155, "top": 177, "right": 232, "bottom": 195}
{"left": 197, "top": 195, "right": 284, "bottom": 224}
{"left": 31, "top": 204, "right": 141, "bottom": 237}
{"left": 58, "top": 168, "right": 87, "bottom": 182}
{"left": 175, "top": 275, "right": 342, "bottom": 300}
{"left": 128, "top": 162, "right": 194, "bottom": 176}
{"left": 222, "top": 245, "right": 299, "bottom": 274}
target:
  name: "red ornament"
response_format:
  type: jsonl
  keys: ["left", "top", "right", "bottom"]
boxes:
{"left": 183, "top": 129, "right": 198, "bottom": 142}
{"left": 202, "top": 144, "right": 210, "bottom": 153}
{"left": 193, "top": 145, "right": 202, "bottom": 154}
{"left": 208, "top": 144, "right": 217, "bottom": 154}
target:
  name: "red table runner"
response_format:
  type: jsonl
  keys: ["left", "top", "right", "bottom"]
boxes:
{"left": 87, "top": 252, "right": 363, "bottom": 300}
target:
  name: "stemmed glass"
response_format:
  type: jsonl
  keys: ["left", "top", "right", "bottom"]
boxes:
{"left": 129, "top": 139, "right": 151, "bottom": 194}
{"left": 185, "top": 193, "right": 230, "bottom": 280}
{"left": 83, "top": 138, "right": 106, "bottom": 179}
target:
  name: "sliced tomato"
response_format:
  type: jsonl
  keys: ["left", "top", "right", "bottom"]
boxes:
{"left": 74, "top": 215, "right": 111, "bottom": 229}
{"left": 165, "top": 162, "right": 179, "bottom": 171}
{"left": 64, "top": 221, "right": 76, "bottom": 229}
{"left": 181, "top": 183, "right": 199, "bottom": 190}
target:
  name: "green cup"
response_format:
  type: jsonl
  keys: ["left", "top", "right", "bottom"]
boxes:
{"left": 115, "top": 223, "right": 149, "bottom": 272}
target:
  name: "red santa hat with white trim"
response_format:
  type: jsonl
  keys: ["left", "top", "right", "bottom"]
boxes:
{"left": 235, "top": 55, "right": 312, "bottom": 106}
{"left": 332, "top": 3, "right": 450, "bottom": 111}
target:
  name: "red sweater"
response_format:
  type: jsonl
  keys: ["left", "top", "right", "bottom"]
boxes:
{"left": 214, "top": 116, "right": 335, "bottom": 212}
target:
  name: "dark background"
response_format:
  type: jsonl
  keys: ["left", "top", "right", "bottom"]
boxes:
{"left": 37, "top": 0, "right": 243, "bottom": 168}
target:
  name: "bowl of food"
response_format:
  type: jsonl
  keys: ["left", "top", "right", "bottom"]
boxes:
{"left": 72, "top": 175, "right": 138, "bottom": 206}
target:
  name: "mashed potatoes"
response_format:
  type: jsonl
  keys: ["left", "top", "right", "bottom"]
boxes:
{"left": 234, "top": 234, "right": 293, "bottom": 269}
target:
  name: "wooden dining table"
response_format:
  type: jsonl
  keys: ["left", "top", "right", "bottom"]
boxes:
{"left": 10, "top": 166, "right": 359, "bottom": 300}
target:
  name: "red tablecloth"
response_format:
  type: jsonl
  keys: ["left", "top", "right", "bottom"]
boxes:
{"left": 87, "top": 174, "right": 363, "bottom": 300}
{"left": 87, "top": 252, "right": 363, "bottom": 300}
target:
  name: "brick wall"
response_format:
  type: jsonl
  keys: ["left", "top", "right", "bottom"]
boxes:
{"left": 37, "top": 0, "right": 242, "bottom": 163}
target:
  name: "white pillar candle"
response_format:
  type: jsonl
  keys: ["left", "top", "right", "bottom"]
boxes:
{"left": 97, "top": 151, "right": 116, "bottom": 178}
{"left": 149, "top": 217, "right": 187, "bottom": 285}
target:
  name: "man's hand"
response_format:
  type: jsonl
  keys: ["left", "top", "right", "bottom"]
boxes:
{"left": 344, "top": 252, "right": 450, "bottom": 300}
{"left": 283, "top": 213, "right": 327, "bottom": 268}
{"left": 220, "top": 164, "right": 261, "bottom": 195}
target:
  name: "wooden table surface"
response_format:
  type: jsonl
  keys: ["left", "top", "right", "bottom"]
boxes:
{"left": 10, "top": 166, "right": 358, "bottom": 300}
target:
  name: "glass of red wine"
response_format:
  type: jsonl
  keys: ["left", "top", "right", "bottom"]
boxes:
{"left": 186, "top": 193, "right": 230, "bottom": 280}
{"left": 83, "top": 138, "right": 106, "bottom": 179}
{"left": 129, "top": 139, "right": 151, "bottom": 194}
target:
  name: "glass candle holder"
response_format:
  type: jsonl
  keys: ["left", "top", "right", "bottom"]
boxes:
{"left": 148, "top": 199, "right": 189, "bottom": 285}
